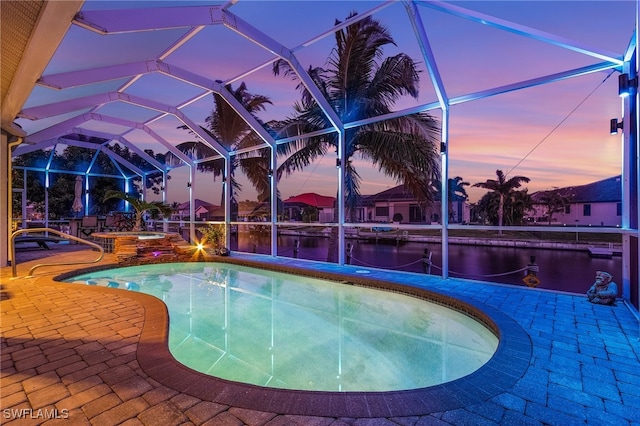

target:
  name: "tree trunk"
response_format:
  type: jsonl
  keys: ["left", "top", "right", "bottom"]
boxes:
{"left": 134, "top": 211, "right": 144, "bottom": 232}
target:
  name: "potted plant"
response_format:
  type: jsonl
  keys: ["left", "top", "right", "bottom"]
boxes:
{"left": 197, "top": 223, "right": 228, "bottom": 255}
{"left": 103, "top": 190, "right": 173, "bottom": 231}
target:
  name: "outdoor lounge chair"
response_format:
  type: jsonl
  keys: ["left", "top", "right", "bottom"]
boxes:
{"left": 101, "top": 215, "right": 118, "bottom": 232}
{"left": 78, "top": 216, "right": 98, "bottom": 238}
{"left": 14, "top": 235, "right": 60, "bottom": 250}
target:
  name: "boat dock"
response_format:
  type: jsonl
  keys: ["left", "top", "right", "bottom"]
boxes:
{"left": 588, "top": 246, "right": 622, "bottom": 258}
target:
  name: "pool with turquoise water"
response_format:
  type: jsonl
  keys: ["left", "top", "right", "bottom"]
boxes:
{"left": 66, "top": 262, "right": 498, "bottom": 392}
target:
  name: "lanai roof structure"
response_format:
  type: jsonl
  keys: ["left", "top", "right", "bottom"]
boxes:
{"left": 2, "top": 2, "right": 640, "bottom": 424}
{"left": 1, "top": 1, "right": 639, "bottom": 308}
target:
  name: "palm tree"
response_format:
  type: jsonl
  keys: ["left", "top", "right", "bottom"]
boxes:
{"left": 434, "top": 176, "right": 470, "bottom": 222}
{"left": 273, "top": 13, "right": 440, "bottom": 219}
{"left": 103, "top": 190, "right": 173, "bottom": 231}
{"left": 473, "top": 169, "right": 530, "bottom": 233}
{"left": 167, "top": 82, "right": 273, "bottom": 209}
{"left": 505, "top": 188, "right": 532, "bottom": 226}
{"left": 537, "top": 188, "right": 571, "bottom": 225}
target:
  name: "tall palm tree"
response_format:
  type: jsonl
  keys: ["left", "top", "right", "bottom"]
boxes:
{"left": 167, "top": 82, "right": 273, "bottom": 208}
{"left": 103, "top": 190, "right": 173, "bottom": 231}
{"left": 434, "top": 176, "right": 470, "bottom": 222}
{"left": 473, "top": 169, "right": 530, "bottom": 233}
{"left": 273, "top": 13, "right": 440, "bottom": 219}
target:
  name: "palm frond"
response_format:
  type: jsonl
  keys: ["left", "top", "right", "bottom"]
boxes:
{"left": 272, "top": 12, "right": 441, "bottom": 207}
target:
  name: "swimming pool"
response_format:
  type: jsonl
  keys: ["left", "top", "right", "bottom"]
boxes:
{"left": 67, "top": 262, "right": 498, "bottom": 392}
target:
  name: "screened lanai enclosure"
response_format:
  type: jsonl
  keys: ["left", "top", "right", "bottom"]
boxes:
{"left": 2, "top": 1, "right": 639, "bottom": 308}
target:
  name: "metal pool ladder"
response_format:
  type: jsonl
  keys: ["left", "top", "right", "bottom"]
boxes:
{"left": 9, "top": 228, "right": 104, "bottom": 278}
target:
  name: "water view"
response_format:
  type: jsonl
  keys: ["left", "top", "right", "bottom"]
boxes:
{"left": 232, "top": 234, "right": 622, "bottom": 295}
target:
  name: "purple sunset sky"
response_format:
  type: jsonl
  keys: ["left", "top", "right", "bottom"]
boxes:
{"left": 17, "top": 0, "right": 636, "bottom": 205}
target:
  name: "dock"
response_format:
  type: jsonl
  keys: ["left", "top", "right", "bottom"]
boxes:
{"left": 588, "top": 247, "right": 614, "bottom": 258}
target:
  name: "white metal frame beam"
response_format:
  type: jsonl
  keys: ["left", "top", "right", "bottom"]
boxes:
{"left": 21, "top": 111, "right": 195, "bottom": 168}
{"left": 68, "top": 128, "right": 167, "bottom": 172}
{"left": 56, "top": 137, "right": 146, "bottom": 178}
{"left": 416, "top": 0, "right": 624, "bottom": 65}
{"left": 20, "top": 91, "right": 228, "bottom": 159}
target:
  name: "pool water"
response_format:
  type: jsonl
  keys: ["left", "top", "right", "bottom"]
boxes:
{"left": 67, "top": 262, "right": 498, "bottom": 392}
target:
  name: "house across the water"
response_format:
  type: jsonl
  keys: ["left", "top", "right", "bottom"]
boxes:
{"left": 528, "top": 176, "right": 622, "bottom": 227}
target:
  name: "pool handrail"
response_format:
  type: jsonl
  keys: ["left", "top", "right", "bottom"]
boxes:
{"left": 10, "top": 228, "right": 104, "bottom": 278}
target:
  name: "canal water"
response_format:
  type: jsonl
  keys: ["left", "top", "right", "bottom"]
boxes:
{"left": 231, "top": 234, "right": 622, "bottom": 295}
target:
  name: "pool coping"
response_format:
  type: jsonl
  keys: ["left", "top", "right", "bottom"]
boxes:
{"left": 55, "top": 257, "right": 532, "bottom": 417}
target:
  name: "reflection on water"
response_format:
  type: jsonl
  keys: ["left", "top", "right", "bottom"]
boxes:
{"left": 67, "top": 263, "right": 497, "bottom": 392}
{"left": 231, "top": 234, "right": 622, "bottom": 295}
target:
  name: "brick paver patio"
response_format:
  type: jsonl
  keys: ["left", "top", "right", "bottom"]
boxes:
{"left": 1, "top": 245, "right": 639, "bottom": 425}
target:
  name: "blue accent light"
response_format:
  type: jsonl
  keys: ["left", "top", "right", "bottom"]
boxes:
{"left": 618, "top": 73, "right": 638, "bottom": 97}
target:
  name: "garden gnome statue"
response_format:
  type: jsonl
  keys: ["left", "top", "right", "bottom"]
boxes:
{"left": 586, "top": 271, "right": 618, "bottom": 305}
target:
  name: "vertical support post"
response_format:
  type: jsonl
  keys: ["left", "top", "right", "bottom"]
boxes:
{"left": 124, "top": 178, "right": 130, "bottom": 212}
{"left": 441, "top": 107, "right": 449, "bottom": 279}
{"left": 2, "top": 135, "right": 22, "bottom": 267}
{"left": 270, "top": 147, "right": 277, "bottom": 257}
{"left": 22, "top": 170, "right": 26, "bottom": 227}
{"left": 621, "top": 39, "right": 639, "bottom": 309}
{"left": 162, "top": 171, "right": 168, "bottom": 232}
{"left": 140, "top": 172, "right": 146, "bottom": 202}
{"left": 44, "top": 171, "right": 49, "bottom": 234}
{"left": 189, "top": 165, "right": 196, "bottom": 243}
{"left": 634, "top": 9, "right": 640, "bottom": 312}
{"left": 224, "top": 157, "right": 232, "bottom": 249}
{"left": 337, "top": 127, "right": 346, "bottom": 265}
{"left": 44, "top": 148, "right": 54, "bottom": 230}
{"left": 84, "top": 174, "right": 89, "bottom": 216}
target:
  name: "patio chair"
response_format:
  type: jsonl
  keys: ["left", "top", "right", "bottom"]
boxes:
{"left": 101, "top": 215, "right": 118, "bottom": 232}
{"left": 78, "top": 216, "right": 98, "bottom": 238}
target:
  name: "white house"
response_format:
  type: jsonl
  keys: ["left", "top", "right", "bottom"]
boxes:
{"left": 172, "top": 199, "right": 218, "bottom": 221}
{"left": 529, "top": 176, "right": 622, "bottom": 227}
{"left": 355, "top": 185, "right": 470, "bottom": 224}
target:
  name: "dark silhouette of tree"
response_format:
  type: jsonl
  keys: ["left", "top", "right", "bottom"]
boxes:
{"left": 104, "top": 190, "right": 173, "bottom": 231}
{"left": 536, "top": 188, "right": 572, "bottom": 225}
{"left": 433, "top": 176, "right": 470, "bottom": 222}
{"left": 505, "top": 188, "right": 532, "bottom": 226}
{"left": 272, "top": 12, "right": 440, "bottom": 220}
{"left": 473, "top": 169, "right": 530, "bottom": 233}
{"left": 167, "top": 82, "right": 273, "bottom": 216}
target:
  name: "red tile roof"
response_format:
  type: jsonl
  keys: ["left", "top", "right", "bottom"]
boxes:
{"left": 283, "top": 193, "right": 336, "bottom": 208}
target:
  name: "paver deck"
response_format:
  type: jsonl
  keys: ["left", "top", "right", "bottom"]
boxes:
{"left": 1, "top": 244, "right": 639, "bottom": 425}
